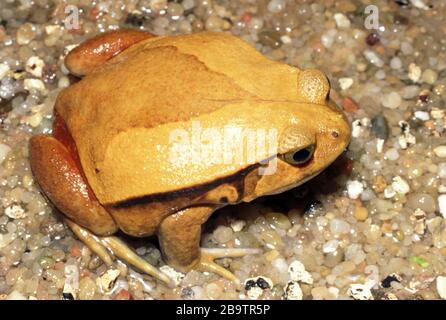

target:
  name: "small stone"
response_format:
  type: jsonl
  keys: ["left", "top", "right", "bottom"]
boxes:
{"left": 371, "top": 115, "right": 389, "bottom": 140}
{"left": 288, "top": 261, "right": 313, "bottom": 284}
{"left": 348, "top": 284, "right": 373, "bottom": 300}
{"left": 434, "top": 146, "right": 446, "bottom": 158}
{"left": 26, "top": 113, "right": 43, "bottom": 128}
{"left": 407, "top": 193, "right": 437, "bottom": 212}
{"left": 230, "top": 219, "right": 246, "bottom": 232}
{"left": 160, "top": 265, "right": 184, "bottom": 286}
{"left": 346, "top": 180, "right": 364, "bottom": 199}
{"left": 365, "top": 33, "right": 380, "bottom": 46}
{"left": 205, "top": 15, "right": 223, "bottom": 31}
{"left": 390, "top": 57, "right": 402, "bottom": 70}
{"left": 24, "top": 79, "right": 46, "bottom": 93}
{"left": 258, "top": 30, "right": 282, "bottom": 48}
{"left": 430, "top": 108, "right": 445, "bottom": 120}
{"left": 421, "top": 69, "right": 438, "bottom": 85}
{"left": 438, "top": 195, "right": 446, "bottom": 219}
{"left": 354, "top": 206, "right": 368, "bottom": 221}
{"left": 364, "top": 50, "right": 384, "bottom": 67}
{"left": 265, "top": 212, "right": 292, "bottom": 230}
{"left": 437, "top": 276, "right": 446, "bottom": 300}
{"left": 284, "top": 281, "right": 303, "bottom": 300}
{"left": 322, "top": 240, "right": 339, "bottom": 253}
{"left": 0, "top": 64, "right": 10, "bottom": 80}
{"left": 384, "top": 148, "right": 399, "bottom": 161}
{"left": 16, "top": 23, "right": 36, "bottom": 45}
{"left": 438, "top": 163, "right": 446, "bottom": 179}
{"left": 25, "top": 56, "right": 44, "bottom": 78}
{"left": 206, "top": 283, "right": 222, "bottom": 299}
{"left": 267, "top": 0, "right": 285, "bottom": 13}
{"left": 96, "top": 269, "right": 120, "bottom": 293}
{"left": 408, "top": 63, "right": 422, "bottom": 83}
{"left": 280, "top": 35, "right": 292, "bottom": 44}
{"left": 0, "top": 144, "right": 12, "bottom": 165}
{"left": 334, "top": 13, "right": 350, "bottom": 28}
{"left": 341, "top": 97, "right": 358, "bottom": 113}
{"left": 381, "top": 92, "right": 402, "bottom": 109}
{"left": 330, "top": 219, "right": 350, "bottom": 235}
{"left": 339, "top": 78, "right": 353, "bottom": 90}
{"left": 78, "top": 277, "right": 97, "bottom": 300}
{"left": 414, "top": 111, "right": 429, "bottom": 121}
{"left": 213, "top": 226, "right": 234, "bottom": 243}
{"left": 392, "top": 176, "right": 410, "bottom": 195}
{"left": 402, "top": 85, "right": 420, "bottom": 99}
{"left": 6, "top": 290, "right": 27, "bottom": 300}
{"left": 384, "top": 186, "right": 396, "bottom": 199}
{"left": 5, "top": 204, "right": 26, "bottom": 219}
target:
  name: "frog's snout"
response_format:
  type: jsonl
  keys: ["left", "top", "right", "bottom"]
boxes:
{"left": 296, "top": 69, "right": 330, "bottom": 105}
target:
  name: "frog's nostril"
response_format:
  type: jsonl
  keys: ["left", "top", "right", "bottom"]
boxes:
{"left": 331, "top": 131, "right": 339, "bottom": 138}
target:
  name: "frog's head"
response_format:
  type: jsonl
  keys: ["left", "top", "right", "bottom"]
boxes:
{"left": 243, "top": 69, "right": 351, "bottom": 201}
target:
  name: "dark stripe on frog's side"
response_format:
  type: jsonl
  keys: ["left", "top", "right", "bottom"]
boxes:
{"left": 111, "top": 163, "right": 260, "bottom": 209}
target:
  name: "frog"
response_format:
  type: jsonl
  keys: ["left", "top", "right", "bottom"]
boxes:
{"left": 29, "top": 29, "right": 351, "bottom": 286}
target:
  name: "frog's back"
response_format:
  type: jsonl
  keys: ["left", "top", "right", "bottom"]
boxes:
{"left": 55, "top": 32, "right": 301, "bottom": 205}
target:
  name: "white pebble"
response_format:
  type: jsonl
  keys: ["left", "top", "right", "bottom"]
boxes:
{"left": 438, "top": 195, "right": 446, "bottom": 219}
{"left": 348, "top": 284, "right": 373, "bottom": 300}
{"left": 375, "top": 70, "right": 386, "bottom": 80}
{"left": 401, "top": 42, "right": 413, "bottom": 55}
{"left": 364, "top": 50, "right": 384, "bottom": 67}
{"left": 437, "top": 163, "right": 446, "bottom": 179}
{"left": 384, "top": 148, "right": 399, "bottom": 161}
{"left": 330, "top": 219, "right": 350, "bottom": 235}
{"left": 288, "top": 260, "right": 313, "bottom": 284}
{"left": 230, "top": 219, "right": 246, "bottom": 232}
{"left": 434, "top": 146, "right": 446, "bottom": 158}
{"left": 322, "top": 240, "right": 339, "bottom": 253}
{"left": 381, "top": 92, "right": 402, "bottom": 109}
{"left": 5, "top": 204, "right": 26, "bottom": 219}
{"left": 267, "top": 0, "right": 285, "bottom": 13}
{"left": 284, "top": 281, "right": 303, "bottom": 300}
{"left": 390, "top": 57, "right": 402, "bottom": 70}
{"left": 280, "top": 35, "right": 292, "bottom": 44}
{"left": 402, "top": 85, "right": 420, "bottom": 99}
{"left": 24, "top": 78, "right": 46, "bottom": 93}
{"left": 0, "top": 63, "right": 10, "bottom": 80}
{"left": 25, "top": 56, "right": 45, "bottom": 78}
{"left": 96, "top": 269, "right": 121, "bottom": 293}
{"left": 334, "top": 13, "right": 351, "bottom": 28}
{"left": 410, "top": 0, "right": 429, "bottom": 10}
{"left": 437, "top": 276, "right": 446, "bottom": 300}
{"left": 384, "top": 186, "right": 396, "bottom": 199}
{"left": 392, "top": 176, "right": 410, "bottom": 195}
{"left": 430, "top": 108, "right": 445, "bottom": 119}
{"left": 346, "top": 180, "right": 364, "bottom": 199}
{"left": 272, "top": 257, "right": 288, "bottom": 274}
{"left": 414, "top": 111, "right": 430, "bottom": 121}
{"left": 0, "top": 143, "right": 12, "bottom": 165}
{"left": 408, "top": 63, "right": 421, "bottom": 83}
{"left": 6, "top": 290, "right": 27, "bottom": 300}
{"left": 321, "top": 29, "right": 337, "bottom": 48}
{"left": 160, "top": 265, "right": 184, "bottom": 286}
{"left": 339, "top": 77, "right": 353, "bottom": 90}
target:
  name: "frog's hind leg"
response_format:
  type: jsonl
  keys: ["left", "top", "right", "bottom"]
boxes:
{"left": 64, "top": 219, "right": 172, "bottom": 285}
{"left": 65, "top": 29, "right": 156, "bottom": 77}
{"left": 159, "top": 207, "right": 262, "bottom": 286}
{"left": 29, "top": 133, "right": 172, "bottom": 285}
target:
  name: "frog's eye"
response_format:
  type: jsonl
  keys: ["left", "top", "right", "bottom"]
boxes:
{"left": 280, "top": 145, "right": 315, "bottom": 165}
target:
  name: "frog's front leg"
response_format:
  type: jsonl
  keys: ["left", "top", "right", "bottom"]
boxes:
{"left": 29, "top": 134, "right": 172, "bottom": 286}
{"left": 159, "top": 207, "right": 262, "bottom": 285}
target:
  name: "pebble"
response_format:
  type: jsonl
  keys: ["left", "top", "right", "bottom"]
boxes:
{"left": 371, "top": 115, "right": 389, "bottom": 140}
{"left": 7, "top": 290, "right": 27, "bottom": 300}
{"left": 384, "top": 148, "right": 399, "bottom": 161}
{"left": 346, "top": 180, "right": 364, "bottom": 199}
{"left": 339, "top": 77, "right": 353, "bottom": 90}
{"left": 288, "top": 260, "right": 313, "bottom": 284}
{"left": 0, "top": 64, "right": 10, "bottom": 80}
{"left": 16, "top": 23, "right": 36, "bottom": 45}
{"left": 5, "top": 204, "right": 26, "bottom": 219}
{"left": 434, "top": 146, "right": 446, "bottom": 158}
{"left": 96, "top": 269, "right": 120, "bottom": 293}
{"left": 322, "top": 240, "right": 339, "bottom": 253}
{"left": 330, "top": 219, "right": 350, "bottom": 235}
{"left": 437, "top": 276, "right": 446, "bottom": 300}
{"left": 258, "top": 30, "right": 282, "bottom": 48}
{"left": 390, "top": 57, "right": 402, "bottom": 70}
{"left": 24, "top": 78, "right": 46, "bottom": 93}
{"left": 348, "top": 284, "right": 373, "bottom": 300}
{"left": 265, "top": 212, "right": 292, "bottom": 230}
{"left": 364, "top": 50, "right": 384, "bottom": 67}
{"left": 78, "top": 277, "right": 97, "bottom": 300}
{"left": 354, "top": 206, "right": 368, "bottom": 221}
{"left": 407, "top": 193, "right": 437, "bottom": 213}
{"left": 391, "top": 176, "right": 410, "bottom": 195}
{"left": 334, "top": 13, "right": 350, "bottom": 28}
{"left": 0, "top": 144, "right": 12, "bottom": 165}
{"left": 25, "top": 56, "right": 44, "bottom": 78}
{"left": 402, "top": 85, "right": 420, "bottom": 99}
{"left": 267, "top": 0, "right": 285, "bottom": 13}
{"left": 438, "top": 195, "right": 446, "bottom": 219}
{"left": 213, "top": 226, "right": 234, "bottom": 243}
{"left": 381, "top": 92, "right": 402, "bottom": 109}
{"left": 421, "top": 69, "right": 438, "bottom": 85}
{"left": 408, "top": 63, "right": 422, "bottom": 83}
{"left": 414, "top": 111, "right": 429, "bottom": 121}
{"left": 283, "top": 281, "right": 303, "bottom": 300}
{"left": 438, "top": 163, "right": 446, "bottom": 179}
{"left": 160, "top": 265, "right": 184, "bottom": 286}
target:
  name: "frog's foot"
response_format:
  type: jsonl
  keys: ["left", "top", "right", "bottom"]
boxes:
{"left": 196, "top": 248, "right": 262, "bottom": 285}
{"left": 65, "top": 219, "right": 172, "bottom": 286}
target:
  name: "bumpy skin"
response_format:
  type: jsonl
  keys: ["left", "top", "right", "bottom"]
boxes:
{"left": 29, "top": 30, "right": 351, "bottom": 277}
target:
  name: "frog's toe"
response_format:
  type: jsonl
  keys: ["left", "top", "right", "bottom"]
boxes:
{"left": 196, "top": 248, "right": 262, "bottom": 286}
{"left": 65, "top": 219, "right": 172, "bottom": 286}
